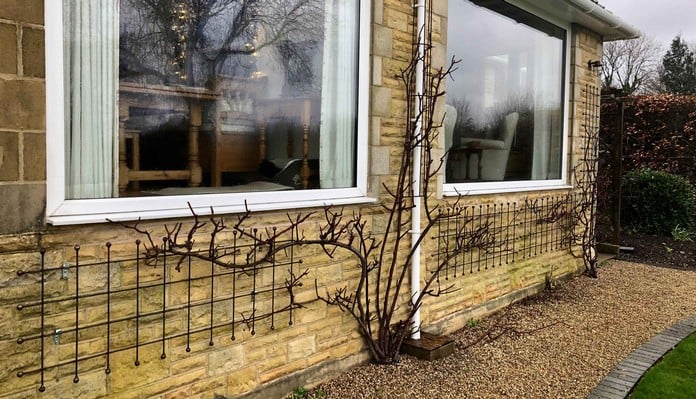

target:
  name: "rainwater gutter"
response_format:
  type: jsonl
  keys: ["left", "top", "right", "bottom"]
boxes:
{"left": 564, "top": 0, "right": 640, "bottom": 40}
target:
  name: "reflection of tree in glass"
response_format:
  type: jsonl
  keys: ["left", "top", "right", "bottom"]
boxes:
{"left": 485, "top": 94, "right": 532, "bottom": 139}
{"left": 451, "top": 94, "right": 532, "bottom": 142}
{"left": 276, "top": 39, "right": 320, "bottom": 96}
{"left": 451, "top": 98, "right": 478, "bottom": 138}
{"left": 119, "top": 0, "right": 323, "bottom": 87}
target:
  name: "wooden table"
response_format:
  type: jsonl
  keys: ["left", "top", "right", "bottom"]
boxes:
{"left": 449, "top": 142, "right": 483, "bottom": 181}
{"left": 118, "top": 83, "right": 220, "bottom": 193}
{"left": 256, "top": 97, "right": 319, "bottom": 189}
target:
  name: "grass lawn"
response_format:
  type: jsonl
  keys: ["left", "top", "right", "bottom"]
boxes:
{"left": 630, "top": 332, "right": 696, "bottom": 398}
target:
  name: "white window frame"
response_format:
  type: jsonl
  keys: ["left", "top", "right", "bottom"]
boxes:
{"left": 45, "top": 1, "right": 373, "bottom": 225}
{"left": 442, "top": 0, "right": 572, "bottom": 197}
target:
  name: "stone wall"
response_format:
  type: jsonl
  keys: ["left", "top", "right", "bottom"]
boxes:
{"left": 0, "top": 1, "right": 46, "bottom": 234}
{"left": 0, "top": 1, "right": 604, "bottom": 398}
{"left": 422, "top": 7, "right": 605, "bottom": 333}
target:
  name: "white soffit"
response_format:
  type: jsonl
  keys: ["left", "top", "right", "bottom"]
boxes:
{"left": 510, "top": 0, "right": 641, "bottom": 41}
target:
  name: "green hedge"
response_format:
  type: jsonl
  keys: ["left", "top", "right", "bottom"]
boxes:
{"left": 621, "top": 169, "right": 695, "bottom": 234}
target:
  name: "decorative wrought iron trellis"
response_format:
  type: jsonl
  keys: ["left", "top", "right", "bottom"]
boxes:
{"left": 436, "top": 83, "right": 604, "bottom": 278}
{"left": 434, "top": 195, "right": 579, "bottom": 279}
{"left": 14, "top": 229, "right": 306, "bottom": 392}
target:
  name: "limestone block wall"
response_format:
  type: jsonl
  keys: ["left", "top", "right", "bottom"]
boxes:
{"left": 1, "top": 218, "right": 373, "bottom": 399}
{"left": 0, "top": 1, "right": 604, "bottom": 398}
{"left": 419, "top": 7, "right": 605, "bottom": 334}
{"left": 0, "top": 1, "right": 46, "bottom": 234}
{"left": 570, "top": 25, "right": 606, "bottom": 166}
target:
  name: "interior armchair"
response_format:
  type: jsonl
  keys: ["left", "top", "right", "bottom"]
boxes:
{"left": 450, "top": 111, "right": 519, "bottom": 181}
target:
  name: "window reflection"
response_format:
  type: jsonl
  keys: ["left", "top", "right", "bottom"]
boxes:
{"left": 63, "top": 0, "right": 359, "bottom": 199}
{"left": 445, "top": 0, "right": 565, "bottom": 183}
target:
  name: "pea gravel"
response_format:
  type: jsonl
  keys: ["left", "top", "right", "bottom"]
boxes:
{"left": 318, "top": 260, "right": 696, "bottom": 398}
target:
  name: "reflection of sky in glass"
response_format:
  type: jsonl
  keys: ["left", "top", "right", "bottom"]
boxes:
{"left": 447, "top": 0, "right": 564, "bottom": 126}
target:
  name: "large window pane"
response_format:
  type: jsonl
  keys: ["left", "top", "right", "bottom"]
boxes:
{"left": 445, "top": 0, "right": 565, "bottom": 183}
{"left": 63, "top": 0, "right": 359, "bottom": 199}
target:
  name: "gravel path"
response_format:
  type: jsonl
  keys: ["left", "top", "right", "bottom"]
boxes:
{"left": 318, "top": 260, "right": 696, "bottom": 398}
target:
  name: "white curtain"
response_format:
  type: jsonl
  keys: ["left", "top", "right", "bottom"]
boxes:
{"left": 64, "top": 0, "right": 119, "bottom": 199}
{"left": 531, "top": 36, "right": 562, "bottom": 180}
{"left": 319, "top": 0, "right": 358, "bottom": 188}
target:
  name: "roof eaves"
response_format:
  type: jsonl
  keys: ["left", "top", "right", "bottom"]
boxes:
{"left": 512, "top": 0, "right": 640, "bottom": 41}
{"left": 566, "top": 0, "right": 641, "bottom": 41}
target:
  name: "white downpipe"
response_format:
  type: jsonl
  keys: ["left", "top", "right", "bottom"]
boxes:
{"left": 410, "top": 0, "right": 426, "bottom": 340}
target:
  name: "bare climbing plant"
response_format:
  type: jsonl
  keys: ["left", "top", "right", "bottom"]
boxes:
{"left": 113, "top": 34, "right": 502, "bottom": 364}
{"left": 570, "top": 85, "right": 602, "bottom": 278}
{"left": 518, "top": 84, "right": 602, "bottom": 278}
